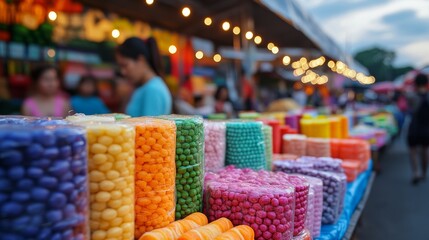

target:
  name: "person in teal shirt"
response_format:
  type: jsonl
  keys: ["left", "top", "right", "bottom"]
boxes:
{"left": 71, "top": 76, "right": 110, "bottom": 115}
{"left": 116, "top": 37, "right": 172, "bottom": 117}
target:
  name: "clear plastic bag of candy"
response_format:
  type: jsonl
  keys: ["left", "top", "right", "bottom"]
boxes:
{"left": 159, "top": 115, "right": 205, "bottom": 220}
{"left": 205, "top": 181, "right": 295, "bottom": 240}
{"left": 306, "top": 138, "right": 331, "bottom": 158}
{"left": 80, "top": 122, "right": 136, "bottom": 239}
{"left": 226, "top": 121, "right": 266, "bottom": 170}
{"left": 123, "top": 118, "right": 177, "bottom": 238}
{"left": 0, "top": 124, "right": 89, "bottom": 239}
{"left": 282, "top": 134, "right": 307, "bottom": 156}
{"left": 298, "top": 156, "right": 344, "bottom": 173}
{"left": 204, "top": 121, "right": 226, "bottom": 172}
{"left": 274, "top": 163, "right": 347, "bottom": 225}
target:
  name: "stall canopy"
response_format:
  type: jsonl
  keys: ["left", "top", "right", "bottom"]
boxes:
{"left": 77, "top": 0, "right": 342, "bottom": 57}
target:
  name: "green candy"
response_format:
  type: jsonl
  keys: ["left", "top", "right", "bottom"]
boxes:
{"left": 159, "top": 115, "right": 204, "bottom": 220}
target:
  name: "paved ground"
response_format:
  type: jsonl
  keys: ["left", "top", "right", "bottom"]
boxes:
{"left": 356, "top": 136, "right": 429, "bottom": 239}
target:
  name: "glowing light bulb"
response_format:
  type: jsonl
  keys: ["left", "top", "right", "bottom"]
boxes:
{"left": 112, "top": 29, "right": 120, "bottom": 39}
{"left": 204, "top": 17, "right": 212, "bottom": 26}
{"left": 245, "top": 31, "right": 253, "bottom": 40}
{"left": 233, "top": 26, "right": 240, "bottom": 35}
{"left": 222, "top": 21, "right": 230, "bottom": 31}
{"left": 195, "top": 51, "right": 204, "bottom": 59}
{"left": 48, "top": 11, "right": 57, "bottom": 21}
{"left": 267, "top": 42, "right": 274, "bottom": 50}
{"left": 47, "top": 49, "right": 56, "bottom": 58}
{"left": 254, "top": 36, "right": 262, "bottom": 44}
{"left": 146, "top": 0, "right": 154, "bottom": 5}
{"left": 182, "top": 7, "right": 191, "bottom": 17}
{"left": 213, "top": 54, "right": 222, "bottom": 62}
{"left": 169, "top": 45, "right": 177, "bottom": 54}
{"left": 282, "top": 56, "right": 291, "bottom": 66}
{"left": 271, "top": 46, "right": 279, "bottom": 54}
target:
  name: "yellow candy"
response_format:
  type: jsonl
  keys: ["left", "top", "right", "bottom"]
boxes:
{"left": 95, "top": 192, "right": 111, "bottom": 202}
{"left": 110, "top": 190, "right": 122, "bottom": 200}
{"left": 107, "top": 227, "right": 123, "bottom": 237}
{"left": 111, "top": 217, "right": 123, "bottom": 227}
{"left": 106, "top": 127, "right": 121, "bottom": 137}
{"left": 91, "top": 143, "right": 108, "bottom": 154}
{"left": 90, "top": 171, "right": 105, "bottom": 182}
{"left": 100, "top": 180, "right": 115, "bottom": 191}
{"left": 118, "top": 205, "right": 131, "bottom": 216}
{"left": 92, "top": 230, "right": 107, "bottom": 240}
{"left": 106, "top": 170, "right": 120, "bottom": 180}
{"left": 90, "top": 183, "right": 99, "bottom": 193}
{"left": 108, "top": 199, "right": 123, "bottom": 209}
{"left": 98, "top": 136, "right": 114, "bottom": 145}
{"left": 102, "top": 209, "right": 118, "bottom": 221}
{"left": 93, "top": 154, "right": 108, "bottom": 165}
{"left": 108, "top": 144, "right": 122, "bottom": 155}
{"left": 99, "top": 162, "right": 113, "bottom": 172}
{"left": 92, "top": 203, "right": 107, "bottom": 212}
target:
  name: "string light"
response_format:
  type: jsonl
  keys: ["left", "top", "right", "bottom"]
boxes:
{"left": 111, "top": 29, "right": 120, "bottom": 39}
{"left": 254, "top": 36, "right": 262, "bottom": 44}
{"left": 233, "top": 26, "right": 240, "bottom": 35}
{"left": 245, "top": 31, "right": 253, "bottom": 40}
{"left": 195, "top": 51, "right": 204, "bottom": 59}
{"left": 213, "top": 54, "right": 222, "bottom": 62}
{"left": 283, "top": 56, "right": 291, "bottom": 66}
{"left": 222, "top": 21, "right": 230, "bottom": 31}
{"left": 48, "top": 11, "right": 57, "bottom": 21}
{"left": 146, "top": 0, "right": 154, "bottom": 5}
{"left": 328, "top": 60, "right": 335, "bottom": 68}
{"left": 267, "top": 42, "right": 274, "bottom": 51}
{"left": 271, "top": 46, "right": 279, "bottom": 54}
{"left": 182, "top": 7, "right": 191, "bottom": 17}
{"left": 169, "top": 45, "right": 177, "bottom": 54}
{"left": 47, "top": 49, "right": 56, "bottom": 58}
{"left": 204, "top": 17, "right": 212, "bottom": 26}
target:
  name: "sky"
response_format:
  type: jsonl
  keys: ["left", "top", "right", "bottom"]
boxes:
{"left": 295, "top": 0, "right": 429, "bottom": 68}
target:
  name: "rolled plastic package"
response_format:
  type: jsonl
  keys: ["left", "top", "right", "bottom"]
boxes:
{"left": 298, "top": 156, "right": 344, "bottom": 173}
{"left": 341, "top": 160, "right": 361, "bottom": 182}
{"left": 159, "top": 115, "right": 205, "bottom": 219}
{"left": 262, "top": 125, "right": 273, "bottom": 170}
{"left": 205, "top": 181, "right": 295, "bottom": 240}
{"left": 84, "top": 122, "right": 136, "bottom": 239}
{"left": 274, "top": 162, "right": 347, "bottom": 224}
{"left": 226, "top": 121, "right": 266, "bottom": 170}
{"left": 66, "top": 114, "right": 116, "bottom": 123}
{"left": 306, "top": 138, "right": 330, "bottom": 158}
{"left": 304, "top": 188, "right": 314, "bottom": 238}
{"left": 0, "top": 124, "right": 90, "bottom": 239}
{"left": 282, "top": 134, "right": 307, "bottom": 156}
{"left": 123, "top": 118, "right": 177, "bottom": 238}
{"left": 204, "top": 121, "right": 226, "bottom": 172}
{"left": 178, "top": 217, "right": 233, "bottom": 240}
{"left": 214, "top": 225, "right": 255, "bottom": 240}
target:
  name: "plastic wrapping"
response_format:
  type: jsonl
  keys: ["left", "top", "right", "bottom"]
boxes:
{"left": 95, "top": 113, "right": 131, "bottom": 121}
{"left": 262, "top": 125, "right": 273, "bottom": 170}
{"left": 298, "top": 176, "right": 323, "bottom": 238}
{"left": 274, "top": 162, "right": 347, "bottom": 224}
{"left": 282, "top": 134, "right": 307, "bottom": 156}
{"left": 159, "top": 115, "right": 205, "bottom": 220}
{"left": 214, "top": 225, "right": 255, "bottom": 240}
{"left": 204, "top": 121, "right": 226, "bottom": 172}
{"left": 66, "top": 114, "right": 116, "bottom": 123}
{"left": 0, "top": 124, "right": 89, "bottom": 239}
{"left": 304, "top": 188, "right": 314, "bottom": 237}
{"left": 178, "top": 217, "right": 233, "bottom": 240}
{"left": 205, "top": 181, "right": 295, "bottom": 240}
{"left": 306, "top": 138, "right": 331, "bottom": 158}
{"left": 292, "top": 229, "right": 312, "bottom": 240}
{"left": 123, "top": 118, "right": 176, "bottom": 238}
{"left": 341, "top": 160, "right": 361, "bottom": 182}
{"left": 225, "top": 121, "right": 266, "bottom": 170}
{"left": 298, "top": 157, "right": 344, "bottom": 173}
{"left": 331, "top": 139, "right": 370, "bottom": 168}
{"left": 84, "top": 123, "right": 135, "bottom": 239}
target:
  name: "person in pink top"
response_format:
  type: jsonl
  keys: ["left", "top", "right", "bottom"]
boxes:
{"left": 22, "top": 65, "right": 70, "bottom": 117}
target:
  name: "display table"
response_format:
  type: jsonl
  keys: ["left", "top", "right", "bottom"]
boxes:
{"left": 316, "top": 161, "right": 374, "bottom": 240}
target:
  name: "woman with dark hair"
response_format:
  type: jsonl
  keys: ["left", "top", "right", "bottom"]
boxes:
{"left": 214, "top": 86, "right": 233, "bottom": 118}
{"left": 71, "top": 76, "right": 110, "bottom": 115}
{"left": 407, "top": 73, "right": 429, "bottom": 184}
{"left": 22, "top": 64, "right": 70, "bottom": 117}
{"left": 116, "top": 37, "right": 172, "bottom": 116}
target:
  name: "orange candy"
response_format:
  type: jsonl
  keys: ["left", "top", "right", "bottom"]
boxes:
{"left": 214, "top": 225, "right": 255, "bottom": 240}
{"left": 124, "top": 118, "right": 177, "bottom": 239}
{"left": 139, "top": 212, "right": 208, "bottom": 240}
{"left": 178, "top": 218, "right": 233, "bottom": 240}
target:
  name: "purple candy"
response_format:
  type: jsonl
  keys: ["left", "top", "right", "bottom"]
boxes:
{"left": 48, "top": 193, "right": 67, "bottom": 209}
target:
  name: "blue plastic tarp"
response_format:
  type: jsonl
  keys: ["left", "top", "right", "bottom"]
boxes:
{"left": 316, "top": 161, "right": 373, "bottom": 240}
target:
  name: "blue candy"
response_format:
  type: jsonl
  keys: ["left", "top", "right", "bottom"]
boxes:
{"left": 0, "top": 233, "right": 25, "bottom": 240}
{"left": 58, "top": 182, "right": 74, "bottom": 194}
{"left": 62, "top": 229, "right": 73, "bottom": 240}
{"left": 51, "top": 233, "right": 62, "bottom": 240}
{"left": 30, "top": 158, "right": 51, "bottom": 169}
{"left": 0, "top": 150, "right": 23, "bottom": 166}
{"left": 72, "top": 141, "right": 86, "bottom": 153}
{"left": 26, "top": 203, "right": 45, "bottom": 215}
{"left": 0, "top": 179, "right": 12, "bottom": 191}
{"left": 1, "top": 202, "right": 23, "bottom": 217}
{"left": 17, "top": 179, "right": 34, "bottom": 190}
{"left": 74, "top": 175, "right": 86, "bottom": 188}
{"left": 0, "top": 140, "right": 20, "bottom": 151}
{"left": 7, "top": 166, "right": 25, "bottom": 180}
{"left": 48, "top": 192, "right": 67, "bottom": 209}
{"left": 27, "top": 167, "right": 44, "bottom": 178}
{"left": 46, "top": 210, "right": 63, "bottom": 222}
{"left": 0, "top": 193, "right": 7, "bottom": 203}
{"left": 26, "top": 143, "right": 44, "bottom": 159}
{"left": 63, "top": 204, "right": 76, "bottom": 218}
{"left": 71, "top": 160, "right": 85, "bottom": 174}
{"left": 11, "top": 192, "right": 30, "bottom": 202}
{"left": 48, "top": 161, "right": 70, "bottom": 176}
{"left": 12, "top": 216, "right": 31, "bottom": 226}
{"left": 37, "top": 228, "right": 52, "bottom": 240}
{"left": 59, "top": 146, "right": 72, "bottom": 158}
{"left": 0, "top": 168, "right": 5, "bottom": 177}
{"left": 8, "top": 131, "right": 32, "bottom": 145}
{"left": 33, "top": 130, "right": 56, "bottom": 146}
{"left": 39, "top": 176, "right": 58, "bottom": 189}
{"left": 31, "top": 187, "right": 50, "bottom": 201}
{"left": 43, "top": 147, "right": 59, "bottom": 159}
{"left": 60, "top": 172, "right": 73, "bottom": 182}
{"left": 29, "top": 215, "right": 43, "bottom": 226}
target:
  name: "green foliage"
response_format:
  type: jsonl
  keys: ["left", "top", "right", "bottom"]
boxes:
{"left": 354, "top": 47, "right": 414, "bottom": 81}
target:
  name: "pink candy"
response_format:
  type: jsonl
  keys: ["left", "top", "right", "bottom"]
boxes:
{"left": 204, "top": 121, "right": 226, "bottom": 172}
